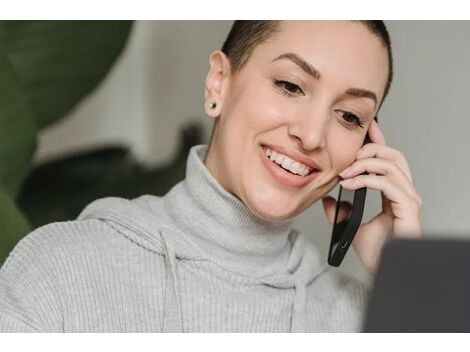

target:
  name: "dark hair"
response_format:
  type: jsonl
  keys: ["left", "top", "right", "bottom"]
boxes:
{"left": 357, "top": 20, "right": 393, "bottom": 101}
{"left": 221, "top": 20, "right": 393, "bottom": 102}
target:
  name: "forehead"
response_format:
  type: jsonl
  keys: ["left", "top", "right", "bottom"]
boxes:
{"left": 246, "top": 21, "right": 389, "bottom": 101}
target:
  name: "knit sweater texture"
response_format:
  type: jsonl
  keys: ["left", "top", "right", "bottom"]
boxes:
{"left": 0, "top": 144, "right": 370, "bottom": 332}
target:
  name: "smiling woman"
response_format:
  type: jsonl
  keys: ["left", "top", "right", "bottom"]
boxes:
{"left": 204, "top": 21, "right": 391, "bottom": 222}
{"left": 0, "top": 20, "right": 422, "bottom": 333}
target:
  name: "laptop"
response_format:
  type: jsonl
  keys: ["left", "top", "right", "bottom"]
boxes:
{"left": 362, "top": 237, "right": 470, "bottom": 332}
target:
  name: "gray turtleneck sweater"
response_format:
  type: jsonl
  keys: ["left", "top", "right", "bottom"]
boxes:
{"left": 0, "top": 145, "right": 370, "bottom": 332}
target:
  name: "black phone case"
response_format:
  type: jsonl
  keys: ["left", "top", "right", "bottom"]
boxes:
{"left": 327, "top": 133, "right": 371, "bottom": 267}
{"left": 328, "top": 186, "right": 367, "bottom": 266}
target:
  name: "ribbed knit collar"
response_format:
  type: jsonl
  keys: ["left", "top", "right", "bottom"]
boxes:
{"left": 163, "top": 144, "right": 297, "bottom": 277}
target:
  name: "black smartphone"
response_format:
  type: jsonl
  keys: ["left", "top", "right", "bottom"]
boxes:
{"left": 327, "top": 130, "right": 373, "bottom": 267}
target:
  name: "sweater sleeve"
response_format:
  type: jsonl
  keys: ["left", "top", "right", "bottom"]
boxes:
{"left": 0, "top": 225, "right": 63, "bottom": 332}
{"left": 0, "top": 312, "right": 38, "bottom": 332}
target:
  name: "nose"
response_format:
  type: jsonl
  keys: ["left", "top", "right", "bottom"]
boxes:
{"left": 287, "top": 105, "right": 329, "bottom": 151}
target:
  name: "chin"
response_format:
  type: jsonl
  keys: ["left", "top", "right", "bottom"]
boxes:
{"left": 237, "top": 172, "right": 310, "bottom": 222}
{"left": 242, "top": 190, "right": 300, "bottom": 222}
{"left": 255, "top": 209, "right": 297, "bottom": 222}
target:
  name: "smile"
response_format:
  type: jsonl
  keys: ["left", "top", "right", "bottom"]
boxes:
{"left": 264, "top": 148, "right": 312, "bottom": 176}
{"left": 259, "top": 145, "right": 320, "bottom": 188}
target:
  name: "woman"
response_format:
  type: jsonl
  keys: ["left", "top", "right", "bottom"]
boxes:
{"left": 0, "top": 20, "right": 422, "bottom": 332}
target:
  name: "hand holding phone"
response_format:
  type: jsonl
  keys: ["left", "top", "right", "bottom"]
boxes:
{"left": 327, "top": 133, "right": 371, "bottom": 267}
{"left": 325, "top": 117, "right": 422, "bottom": 273}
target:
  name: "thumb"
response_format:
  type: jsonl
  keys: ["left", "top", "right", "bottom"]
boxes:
{"left": 322, "top": 196, "right": 352, "bottom": 225}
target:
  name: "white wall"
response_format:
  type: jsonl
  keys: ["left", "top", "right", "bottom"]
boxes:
{"left": 35, "top": 21, "right": 470, "bottom": 284}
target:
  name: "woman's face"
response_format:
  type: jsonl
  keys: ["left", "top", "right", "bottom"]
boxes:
{"left": 204, "top": 21, "right": 389, "bottom": 221}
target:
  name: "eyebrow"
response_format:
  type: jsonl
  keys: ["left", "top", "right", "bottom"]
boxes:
{"left": 273, "top": 53, "right": 321, "bottom": 80}
{"left": 272, "top": 52, "right": 378, "bottom": 108}
{"left": 345, "top": 88, "right": 378, "bottom": 108}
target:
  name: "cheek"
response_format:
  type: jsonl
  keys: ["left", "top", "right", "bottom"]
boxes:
{"left": 328, "top": 132, "right": 363, "bottom": 172}
{"left": 234, "top": 82, "right": 295, "bottom": 133}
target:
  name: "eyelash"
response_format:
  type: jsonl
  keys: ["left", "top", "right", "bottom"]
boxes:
{"left": 273, "top": 79, "right": 365, "bottom": 129}
{"left": 273, "top": 79, "right": 304, "bottom": 96}
{"left": 336, "top": 110, "right": 365, "bottom": 129}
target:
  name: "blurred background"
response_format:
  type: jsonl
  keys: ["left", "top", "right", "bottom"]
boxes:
{"left": 1, "top": 21, "right": 469, "bottom": 284}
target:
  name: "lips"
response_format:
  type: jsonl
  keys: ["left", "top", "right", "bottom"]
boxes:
{"left": 259, "top": 145, "right": 320, "bottom": 188}
{"left": 261, "top": 143, "right": 321, "bottom": 171}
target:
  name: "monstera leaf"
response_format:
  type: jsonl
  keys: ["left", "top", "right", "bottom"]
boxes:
{"left": 0, "top": 21, "right": 133, "bottom": 264}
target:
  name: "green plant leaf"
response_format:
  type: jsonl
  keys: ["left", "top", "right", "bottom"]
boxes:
{"left": 0, "top": 20, "right": 133, "bottom": 129}
{"left": 0, "top": 44, "right": 37, "bottom": 196}
{"left": 0, "top": 21, "right": 133, "bottom": 263}
{"left": 0, "top": 186, "right": 31, "bottom": 265}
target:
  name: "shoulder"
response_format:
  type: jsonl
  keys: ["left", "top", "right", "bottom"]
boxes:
{"left": 322, "top": 269, "right": 371, "bottom": 302}
{"left": 303, "top": 264, "right": 372, "bottom": 332}
{"left": 3, "top": 218, "right": 114, "bottom": 267}
{"left": 0, "top": 218, "right": 112, "bottom": 294}
{"left": 0, "top": 208, "right": 135, "bottom": 293}
{"left": 0, "top": 215, "right": 145, "bottom": 332}
{"left": 314, "top": 265, "right": 371, "bottom": 304}
{"left": 0, "top": 220, "right": 102, "bottom": 332}
{"left": 322, "top": 265, "right": 370, "bottom": 286}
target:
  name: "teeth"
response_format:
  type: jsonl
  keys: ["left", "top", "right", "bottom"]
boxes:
{"left": 264, "top": 147, "right": 313, "bottom": 176}
{"left": 281, "top": 158, "right": 292, "bottom": 170}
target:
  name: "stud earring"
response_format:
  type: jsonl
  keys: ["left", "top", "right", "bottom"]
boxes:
{"left": 209, "top": 102, "right": 217, "bottom": 109}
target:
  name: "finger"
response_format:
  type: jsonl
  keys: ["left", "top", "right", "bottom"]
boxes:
{"left": 356, "top": 143, "right": 413, "bottom": 182}
{"left": 368, "top": 119, "right": 386, "bottom": 145}
{"left": 340, "top": 174, "right": 420, "bottom": 217}
{"left": 339, "top": 157, "right": 417, "bottom": 198}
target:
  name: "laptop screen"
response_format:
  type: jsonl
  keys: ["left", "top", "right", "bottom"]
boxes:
{"left": 363, "top": 238, "right": 470, "bottom": 332}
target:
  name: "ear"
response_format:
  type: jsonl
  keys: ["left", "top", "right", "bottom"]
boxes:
{"left": 204, "top": 50, "right": 231, "bottom": 118}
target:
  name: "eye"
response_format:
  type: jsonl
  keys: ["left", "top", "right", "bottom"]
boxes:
{"left": 336, "top": 110, "right": 365, "bottom": 129}
{"left": 273, "top": 79, "right": 304, "bottom": 96}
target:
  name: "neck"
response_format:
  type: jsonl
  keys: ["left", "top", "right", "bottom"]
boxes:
{"left": 163, "top": 145, "right": 296, "bottom": 277}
